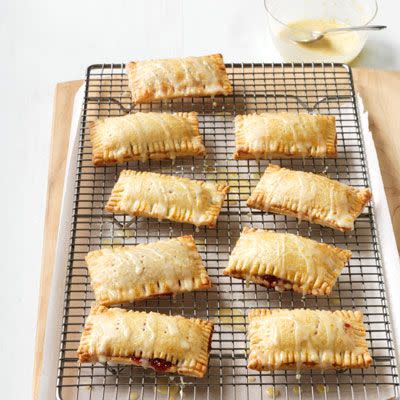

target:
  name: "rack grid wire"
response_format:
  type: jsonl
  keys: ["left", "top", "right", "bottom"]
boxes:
{"left": 56, "top": 63, "right": 399, "bottom": 400}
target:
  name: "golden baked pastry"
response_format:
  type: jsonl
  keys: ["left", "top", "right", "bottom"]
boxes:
{"left": 224, "top": 227, "right": 351, "bottom": 295}
{"left": 90, "top": 111, "right": 205, "bottom": 165}
{"left": 77, "top": 304, "right": 214, "bottom": 378}
{"left": 233, "top": 112, "right": 336, "bottom": 159}
{"left": 247, "top": 164, "right": 371, "bottom": 231}
{"left": 126, "top": 54, "right": 233, "bottom": 103}
{"left": 86, "top": 236, "right": 211, "bottom": 305}
{"left": 106, "top": 170, "right": 229, "bottom": 227}
{"left": 248, "top": 309, "right": 372, "bottom": 371}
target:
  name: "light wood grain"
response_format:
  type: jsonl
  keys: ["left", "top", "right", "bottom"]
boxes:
{"left": 32, "top": 80, "right": 83, "bottom": 400}
{"left": 353, "top": 68, "right": 400, "bottom": 251}
{"left": 32, "top": 70, "right": 400, "bottom": 399}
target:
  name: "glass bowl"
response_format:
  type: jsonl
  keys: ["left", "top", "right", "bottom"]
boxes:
{"left": 264, "top": 0, "right": 378, "bottom": 63}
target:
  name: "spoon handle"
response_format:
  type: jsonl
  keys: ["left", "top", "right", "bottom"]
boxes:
{"left": 324, "top": 25, "right": 387, "bottom": 34}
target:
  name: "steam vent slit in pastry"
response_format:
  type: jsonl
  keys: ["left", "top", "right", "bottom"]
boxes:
{"left": 247, "top": 164, "right": 371, "bottom": 231}
{"left": 247, "top": 309, "right": 372, "bottom": 371}
{"left": 86, "top": 236, "right": 211, "bottom": 305}
{"left": 126, "top": 53, "right": 233, "bottom": 103}
{"left": 233, "top": 112, "right": 336, "bottom": 159}
{"left": 105, "top": 170, "right": 229, "bottom": 227}
{"left": 224, "top": 227, "right": 351, "bottom": 295}
{"left": 90, "top": 111, "right": 206, "bottom": 165}
{"left": 77, "top": 305, "right": 214, "bottom": 378}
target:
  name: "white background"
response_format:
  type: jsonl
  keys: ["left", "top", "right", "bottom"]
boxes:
{"left": 0, "top": 0, "right": 399, "bottom": 398}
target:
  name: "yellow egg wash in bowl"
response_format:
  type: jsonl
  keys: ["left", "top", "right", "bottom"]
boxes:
{"left": 279, "top": 19, "right": 363, "bottom": 63}
{"left": 264, "top": 0, "right": 378, "bottom": 63}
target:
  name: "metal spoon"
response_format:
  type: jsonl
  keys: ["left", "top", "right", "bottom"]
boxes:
{"left": 291, "top": 25, "right": 387, "bottom": 44}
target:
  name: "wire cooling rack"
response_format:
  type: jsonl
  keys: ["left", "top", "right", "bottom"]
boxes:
{"left": 56, "top": 63, "right": 399, "bottom": 400}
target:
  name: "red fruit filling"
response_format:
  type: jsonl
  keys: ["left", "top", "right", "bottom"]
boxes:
{"left": 258, "top": 274, "right": 293, "bottom": 288}
{"left": 130, "top": 356, "right": 173, "bottom": 372}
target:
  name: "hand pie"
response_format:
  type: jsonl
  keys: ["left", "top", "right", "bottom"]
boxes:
{"left": 86, "top": 236, "right": 211, "bottom": 305}
{"left": 77, "top": 304, "right": 214, "bottom": 378}
{"left": 90, "top": 111, "right": 205, "bottom": 165}
{"left": 233, "top": 112, "right": 336, "bottom": 159}
{"left": 126, "top": 53, "right": 233, "bottom": 103}
{"left": 248, "top": 309, "right": 372, "bottom": 371}
{"left": 106, "top": 170, "right": 229, "bottom": 227}
{"left": 247, "top": 164, "right": 371, "bottom": 231}
{"left": 224, "top": 227, "right": 351, "bottom": 295}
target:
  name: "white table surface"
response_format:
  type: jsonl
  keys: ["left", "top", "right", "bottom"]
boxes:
{"left": 1, "top": 0, "right": 399, "bottom": 398}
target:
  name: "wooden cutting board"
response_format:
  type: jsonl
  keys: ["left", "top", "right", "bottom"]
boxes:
{"left": 31, "top": 69, "right": 400, "bottom": 399}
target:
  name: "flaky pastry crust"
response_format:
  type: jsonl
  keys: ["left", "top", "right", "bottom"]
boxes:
{"left": 78, "top": 305, "right": 214, "bottom": 378}
{"left": 106, "top": 170, "right": 229, "bottom": 227}
{"left": 126, "top": 54, "right": 233, "bottom": 103}
{"left": 247, "top": 164, "right": 371, "bottom": 231}
{"left": 224, "top": 227, "right": 351, "bottom": 295}
{"left": 90, "top": 111, "right": 205, "bottom": 165}
{"left": 248, "top": 309, "right": 372, "bottom": 371}
{"left": 86, "top": 236, "right": 211, "bottom": 305}
{"left": 234, "top": 112, "right": 336, "bottom": 159}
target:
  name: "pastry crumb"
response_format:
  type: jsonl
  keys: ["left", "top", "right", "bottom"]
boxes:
{"left": 316, "top": 384, "right": 329, "bottom": 394}
{"left": 157, "top": 384, "right": 180, "bottom": 396}
{"left": 101, "top": 238, "right": 112, "bottom": 246}
{"left": 331, "top": 298, "right": 341, "bottom": 306}
{"left": 239, "top": 193, "right": 249, "bottom": 201}
{"left": 129, "top": 391, "right": 139, "bottom": 400}
{"left": 228, "top": 173, "right": 239, "bottom": 180}
{"left": 266, "top": 386, "right": 281, "bottom": 398}
{"left": 123, "top": 229, "right": 135, "bottom": 237}
{"left": 217, "top": 308, "right": 246, "bottom": 331}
